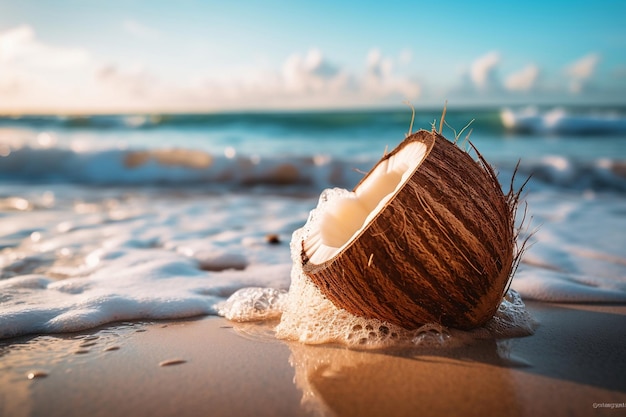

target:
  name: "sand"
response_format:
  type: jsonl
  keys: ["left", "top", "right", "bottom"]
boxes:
{"left": 1, "top": 301, "right": 625, "bottom": 417}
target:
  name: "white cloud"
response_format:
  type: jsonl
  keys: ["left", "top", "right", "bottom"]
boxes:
{"left": 282, "top": 48, "right": 348, "bottom": 94}
{"left": 398, "top": 48, "right": 413, "bottom": 65}
{"left": 0, "top": 25, "right": 93, "bottom": 111}
{"left": 445, "top": 51, "right": 503, "bottom": 100}
{"left": 470, "top": 51, "right": 500, "bottom": 90}
{"left": 0, "top": 26, "right": 420, "bottom": 111}
{"left": 0, "top": 21, "right": 622, "bottom": 113}
{"left": 366, "top": 49, "right": 392, "bottom": 78}
{"left": 0, "top": 24, "right": 89, "bottom": 69}
{"left": 565, "top": 53, "right": 600, "bottom": 93}
{"left": 123, "top": 19, "right": 159, "bottom": 40}
{"left": 0, "top": 25, "right": 34, "bottom": 62}
{"left": 504, "top": 64, "right": 539, "bottom": 92}
{"left": 364, "top": 48, "right": 420, "bottom": 99}
{"left": 96, "top": 64, "right": 155, "bottom": 97}
{"left": 566, "top": 53, "right": 600, "bottom": 79}
{"left": 0, "top": 73, "right": 21, "bottom": 95}
{"left": 186, "top": 48, "right": 420, "bottom": 109}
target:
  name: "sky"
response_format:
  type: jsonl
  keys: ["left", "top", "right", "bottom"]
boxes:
{"left": 0, "top": 0, "right": 625, "bottom": 113}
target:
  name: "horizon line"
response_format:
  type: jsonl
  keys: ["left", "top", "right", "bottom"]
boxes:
{"left": 2, "top": 101, "right": 625, "bottom": 117}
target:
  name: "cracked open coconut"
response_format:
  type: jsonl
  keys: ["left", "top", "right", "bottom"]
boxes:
{"left": 300, "top": 129, "right": 522, "bottom": 330}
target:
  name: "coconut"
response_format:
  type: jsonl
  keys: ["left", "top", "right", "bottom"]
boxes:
{"left": 300, "top": 129, "right": 523, "bottom": 330}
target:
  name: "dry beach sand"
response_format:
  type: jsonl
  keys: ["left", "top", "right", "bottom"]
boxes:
{"left": 1, "top": 301, "right": 625, "bottom": 417}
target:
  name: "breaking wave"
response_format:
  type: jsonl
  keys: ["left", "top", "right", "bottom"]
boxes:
{"left": 501, "top": 107, "right": 626, "bottom": 135}
{"left": 0, "top": 144, "right": 625, "bottom": 194}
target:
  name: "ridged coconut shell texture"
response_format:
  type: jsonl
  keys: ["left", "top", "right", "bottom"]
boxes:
{"left": 301, "top": 129, "right": 519, "bottom": 330}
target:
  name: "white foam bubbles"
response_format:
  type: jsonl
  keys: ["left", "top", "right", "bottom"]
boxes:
{"left": 0, "top": 193, "right": 308, "bottom": 339}
{"left": 217, "top": 287, "right": 287, "bottom": 322}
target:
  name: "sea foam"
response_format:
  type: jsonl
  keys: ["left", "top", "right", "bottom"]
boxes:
{"left": 0, "top": 194, "right": 305, "bottom": 339}
{"left": 0, "top": 248, "right": 292, "bottom": 339}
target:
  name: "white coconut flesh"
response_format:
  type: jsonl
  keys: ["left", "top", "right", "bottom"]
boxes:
{"left": 305, "top": 141, "right": 428, "bottom": 265}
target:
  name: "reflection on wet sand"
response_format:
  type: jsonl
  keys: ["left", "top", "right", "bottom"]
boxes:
{"left": 232, "top": 319, "right": 528, "bottom": 417}
{"left": 286, "top": 339, "right": 526, "bottom": 417}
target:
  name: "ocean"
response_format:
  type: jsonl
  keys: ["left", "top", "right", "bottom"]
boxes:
{"left": 1, "top": 106, "right": 625, "bottom": 342}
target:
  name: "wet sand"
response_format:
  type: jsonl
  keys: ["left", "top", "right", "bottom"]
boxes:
{"left": 1, "top": 301, "right": 625, "bottom": 417}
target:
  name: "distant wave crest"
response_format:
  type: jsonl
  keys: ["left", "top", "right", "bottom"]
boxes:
{"left": 501, "top": 107, "right": 626, "bottom": 135}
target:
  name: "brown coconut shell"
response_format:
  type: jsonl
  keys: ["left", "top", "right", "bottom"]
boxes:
{"left": 301, "top": 129, "right": 520, "bottom": 330}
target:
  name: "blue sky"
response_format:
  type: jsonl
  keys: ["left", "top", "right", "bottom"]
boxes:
{"left": 1, "top": 0, "right": 625, "bottom": 113}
